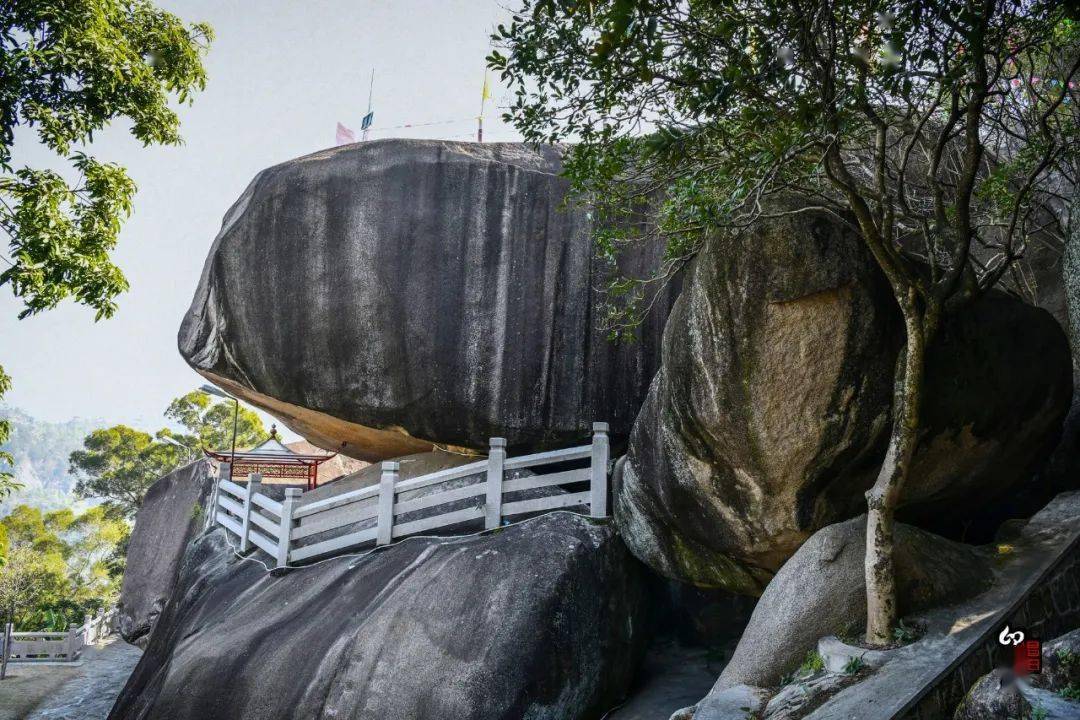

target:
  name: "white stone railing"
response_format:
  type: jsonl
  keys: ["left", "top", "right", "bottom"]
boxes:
{"left": 213, "top": 423, "right": 611, "bottom": 569}
{"left": 1, "top": 607, "right": 118, "bottom": 664}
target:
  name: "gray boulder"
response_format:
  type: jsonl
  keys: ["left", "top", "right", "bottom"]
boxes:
{"left": 614, "top": 204, "right": 1072, "bottom": 592}
{"left": 179, "top": 140, "right": 678, "bottom": 461}
{"left": 109, "top": 512, "right": 649, "bottom": 720}
{"left": 761, "top": 673, "right": 857, "bottom": 720}
{"left": 709, "top": 516, "right": 991, "bottom": 691}
{"left": 1031, "top": 628, "right": 1080, "bottom": 692}
{"left": 117, "top": 460, "right": 215, "bottom": 647}
{"left": 954, "top": 670, "right": 1030, "bottom": 720}
{"left": 672, "top": 684, "right": 770, "bottom": 720}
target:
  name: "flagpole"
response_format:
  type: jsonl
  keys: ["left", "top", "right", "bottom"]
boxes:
{"left": 478, "top": 70, "right": 489, "bottom": 143}
{"left": 363, "top": 69, "right": 375, "bottom": 141}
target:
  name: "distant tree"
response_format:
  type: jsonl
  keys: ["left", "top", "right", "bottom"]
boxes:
{"left": 69, "top": 425, "right": 182, "bottom": 520}
{"left": 70, "top": 390, "right": 265, "bottom": 518}
{"left": 492, "top": 0, "right": 1078, "bottom": 643}
{"left": 0, "top": 546, "right": 52, "bottom": 678}
{"left": 161, "top": 390, "right": 266, "bottom": 461}
{"left": 50, "top": 506, "right": 127, "bottom": 605}
{"left": 0, "top": 369, "right": 14, "bottom": 498}
{"left": 0, "top": 503, "right": 123, "bottom": 663}
{"left": 0, "top": 0, "right": 214, "bottom": 496}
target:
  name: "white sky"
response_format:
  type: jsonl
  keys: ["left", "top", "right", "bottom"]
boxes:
{"left": 0, "top": 0, "right": 520, "bottom": 431}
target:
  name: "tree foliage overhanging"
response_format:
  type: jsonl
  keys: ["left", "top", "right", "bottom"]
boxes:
{"left": 0, "top": 0, "right": 213, "bottom": 496}
{"left": 491, "top": 0, "right": 1079, "bottom": 334}
{"left": 491, "top": 0, "right": 1079, "bottom": 643}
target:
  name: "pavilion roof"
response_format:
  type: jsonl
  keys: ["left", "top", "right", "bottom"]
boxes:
{"left": 204, "top": 426, "right": 336, "bottom": 466}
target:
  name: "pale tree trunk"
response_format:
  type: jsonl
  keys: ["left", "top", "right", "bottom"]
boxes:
{"left": 865, "top": 296, "right": 928, "bottom": 645}
{"left": 0, "top": 607, "right": 12, "bottom": 680}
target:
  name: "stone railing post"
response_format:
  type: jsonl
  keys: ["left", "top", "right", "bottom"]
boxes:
{"left": 590, "top": 422, "right": 610, "bottom": 518}
{"left": 239, "top": 473, "right": 261, "bottom": 553}
{"left": 209, "top": 462, "right": 231, "bottom": 531}
{"left": 485, "top": 437, "right": 506, "bottom": 530}
{"left": 276, "top": 488, "right": 300, "bottom": 569}
{"left": 82, "top": 613, "right": 93, "bottom": 644}
{"left": 0, "top": 622, "right": 10, "bottom": 678}
{"left": 65, "top": 625, "right": 81, "bottom": 661}
{"left": 377, "top": 462, "right": 399, "bottom": 546}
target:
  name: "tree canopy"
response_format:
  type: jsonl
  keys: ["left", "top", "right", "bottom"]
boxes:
{"left": 68, "top": 425, "right": 183, "bottom": 520}
{"left": 492, "top": 0, "right": 1078, "bottom": 643}
{"left": 0, "top": 0, "right": 213, "bottom": 497}
{"left": 0, "top": 368, "right": 12, "bottom": 497}
{"left": 69, "top": 389, "right": 265, "bottom": 519}
{"left": 492, "top": 0, "right": 1078, "bottom": 331}
{"left": 0, "top": 504, "right": 126, "bottom": 631}
{"left": 160, "top": 390, "right": 266, "bottom": 460}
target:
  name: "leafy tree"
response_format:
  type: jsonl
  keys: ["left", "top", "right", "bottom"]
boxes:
{"left": 69, "top": 425, "right": 182, "bottom": 520}
{"left": 0, "top": 546, "right": 51, "bottom": 678}
{"left": 0, "top": 0, "right": 213, "bottom": 496}
{"left": 0, "top": 505, "right": 124, "bottom": 639}
{"left": 70, "top": 390, "right": 265, "bottom": 518}
{"left": 491, "top": 0, "right": 1079, "bottom": 643}
{"left": 0, "top": 368, "right": 14, "bottom": 498}
{"left": 161, "top": 390, "right": 265, "bottom": 461}
{"left": 51, "top": 506, "right": 127, "bottom": 605}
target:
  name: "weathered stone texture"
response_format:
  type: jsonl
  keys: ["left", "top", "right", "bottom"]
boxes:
{"left": 117, "top": 460, "right": 215, "bottom": 647}
{"left": 179, "top": 140, "right": 678, "bottom": 461}
{"left": 615, "top": 202, "right": 1072, "bottom": 592}
{"left": 109, "top": 513, "right": 649, "bottom": 720}
{"left": 707, "top": 516, "right": 992, "bottom": 692}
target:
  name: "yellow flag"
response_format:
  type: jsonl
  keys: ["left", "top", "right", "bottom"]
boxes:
{"left": 482, "top": 73, "right": 493, "bottom": 102}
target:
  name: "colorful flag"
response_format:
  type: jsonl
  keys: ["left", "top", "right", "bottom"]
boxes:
{"left": 336, "top": 122, "right": 356, "bottom": 145}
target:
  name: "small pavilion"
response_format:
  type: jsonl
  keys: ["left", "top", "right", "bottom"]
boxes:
{"left": 204, "top": 425, "right": 338, "bottom": 490}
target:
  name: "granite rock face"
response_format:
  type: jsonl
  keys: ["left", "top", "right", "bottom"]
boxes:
{"left": 179, "top": 140, "right": 678, "bottom": 461}
{"left": 1031, "top": 628, "right": 1080, "bottom": 692}
{"left": 953, "top": 670, "right": 1031, "bottom": 720}
{"left": 109, "top": 513, "right": 649, "bottom": 720}
{"left": 117, "top": 460, "right": 215, "bottom": 648}
{"left": 708, "top": 516, "right": 991, "bottom": 692}
{"left": 614, "top": 204, "right": 1072, "bottom": 593}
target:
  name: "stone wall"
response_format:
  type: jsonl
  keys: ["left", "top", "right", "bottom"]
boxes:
{"left": 901, "top": 535, "right": 1080, "bottom": 719}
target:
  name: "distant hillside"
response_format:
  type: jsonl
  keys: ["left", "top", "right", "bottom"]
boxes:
{"left": 0, "top": 405, "right": 102, "bottom": 514}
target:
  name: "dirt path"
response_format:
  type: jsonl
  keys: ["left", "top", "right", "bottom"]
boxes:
{"left": 0, "top": 638, "right": 141, "bottom": 720}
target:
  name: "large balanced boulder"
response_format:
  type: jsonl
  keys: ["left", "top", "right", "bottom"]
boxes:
{"left": 117, "top": 460, "right": 215, "bottom": 647}
{"left": 109, "top": 512, "right": 649, "bottom": 720}
{"left": 179, "top": 140, "right": 678, "bottom": 461}
{"left": 614, "top": 203, "right": 1072, "bottom": 593}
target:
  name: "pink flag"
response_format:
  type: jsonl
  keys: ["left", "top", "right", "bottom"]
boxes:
{"left": 335, "top": 122, "right": 356, "bottom": 145}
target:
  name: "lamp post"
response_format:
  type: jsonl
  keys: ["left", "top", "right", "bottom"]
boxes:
{"left": 200, "top": 384, "right": 239, "bottom": 468}
{"left": 159, "top": 434, "right": 191, "bottom": 461}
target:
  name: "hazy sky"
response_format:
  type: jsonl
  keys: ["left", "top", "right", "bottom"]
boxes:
{"left": 0, "top": 0, "right": 520, "bottom": 430}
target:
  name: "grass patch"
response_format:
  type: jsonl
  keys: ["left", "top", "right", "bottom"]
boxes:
{"left": 892, "top": 620, "right": 924, "bottom": 646}
{"left": 799, "top": 650, "right": 825, "bottom": 675}
{"left": 843, "top": 656, "right": 866, "bottom": 675}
